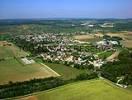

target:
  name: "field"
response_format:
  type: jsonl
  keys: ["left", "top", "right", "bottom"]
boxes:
{"left": 73, "top": 32, "right": 132, "bottom": 48}
{"left": 122, "top": 40, "right": 132, "bottom": 48}
{"left": 106, "top": 50, "right": 120, "bottom": 61}
{"left": 127, "top": 86, "right": 132, "bottom": 91}
{"left": 21, "top": 79, "right": 132, "bottom": 100}
{"left": 97, "top": 51, "right": 113, "bottom": 59}
{"left": 0, "top": 41, "right": 29, "bottom": 59}
{"left": 74, "top": 35, "right": 94, "bottom": 40}
{"left": 73, "top": 34, "right": 103, "bottom": 42}
{"left": 106, "top": 32, "right": 132, "bottom": 48}
{"left": 45, "top": 63, "right": 88, "bottom": 80}
{"left": 0, "top": 41, "right": 60, "bottom": 84}
{"left": 0, "top": 59, "right": 60, "bottom": 84}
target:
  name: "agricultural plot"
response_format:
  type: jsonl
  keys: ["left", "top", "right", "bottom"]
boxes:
{"left": 106, "top": 32, "right": 132, "bottom": 48}
{"left": 45, "top": 63, "right": 89, "bottom": 80}
{"left": 73, "top": 35, "right": 95, "bottom": 41}
{"left": 75, "top": 32, "right": 132, "bottom": 48}
{"left": 0, "top": 46, "right": 14, "bottom": 59}
{"left": 127, "top": 86, "right": 132, "bottom": 91}
{"left": 0, "top": 41, "right": 29, "bottom": 59}
{"left": 0, "top": 41, "right": 59, "bottom": 84}
{"left": 122, "top": 40, "right": 132, "bottom": 48}
{"left": 73, "top": 34, "right": 102, "bottom": 42}
{"left": 0, "top": 59, "right": 59, "bottom": 85}
{"left": 23, "top": 79, "right": 132, "bottom": 100}
{"left": 97, "top": 51, "right": 114, "bottom": 59}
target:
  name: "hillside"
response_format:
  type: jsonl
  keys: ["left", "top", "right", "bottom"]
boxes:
{"left": 0, "top": 41, "right": 59, "bottom": 84}
{"left": 21, "top": 79, "right": 132, "bottom": 100}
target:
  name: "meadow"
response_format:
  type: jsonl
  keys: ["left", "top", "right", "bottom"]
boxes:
{"left": 24, "top": 79, "right": 132, "bottom": 100}
{"left": 0, "top": 41, "right": 29, "bottom": 59}
{"left": 0, "top": 59, "right": 60, "bottom": 84}
{"left": 97, "top": 51, "right": 113, "bottom": 59}
{"left": 45, "top": 63, "right": 89, "bottom": 80}
{"left": 0, "top": 42, "right": 59, "bottom": 84}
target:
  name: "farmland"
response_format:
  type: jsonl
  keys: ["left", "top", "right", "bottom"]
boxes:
{"left": 73, "top": 35, "right": 95, "bottom": 41}
{"left": 73, "top": 34, "right": 103, "bottom": 42}
{"left": 0, "top": 42, "right": 59, "bottom": 84}
{"left": 97, "top": 51, "right": 114, "bottom": 59}
{"left": 0, "top": 59, "right": 60, "bottom": 84}
{"left": 0, "top": 41, "right": 29, "bottom": 59}
{"left": 45, "top": 63, "right": 89, "bottom": 80}
{"left": 122, "top": 40, "right": 132, "bottom": 48}
{"left": 73, "top": 32, "right": 132, "bottom": 48}
{"left": 21, "top": 79, "right": 132, "bottom": 100}
{"left": 104, "top": 32, "right": 132, "bottom": 48}
{"left": 0, "top": 19, "right": 132, "bottom": 99}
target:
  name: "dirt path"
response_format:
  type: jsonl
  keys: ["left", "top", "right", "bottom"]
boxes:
{"left": 20, "top": 96, "right": 38, "bottom": 100}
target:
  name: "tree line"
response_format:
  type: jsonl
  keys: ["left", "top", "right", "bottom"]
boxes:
{"left": 0, "top": 72, "right": 98, "bottom": 99}
{"left": 101, "top": 49, "right": 132, "bottom": 85}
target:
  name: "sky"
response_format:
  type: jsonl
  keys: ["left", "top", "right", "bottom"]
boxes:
{"left": 0, "top": 0, "right": 132, "bottom": 19}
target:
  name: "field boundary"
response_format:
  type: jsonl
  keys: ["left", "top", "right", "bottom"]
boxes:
{"left": 40, "top": 63, "right": 60, "bottom": 77}
{"left": 13, "top": 79, "right": 99, "bottom": 100}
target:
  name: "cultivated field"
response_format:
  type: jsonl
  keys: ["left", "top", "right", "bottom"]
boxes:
{"left": 0, "top": 41, "right": 60, "bottom": 84}
{"left": 45, "top": 63, "right": 88, "bottom": 80}
{"left": 106, "top": 32, "right": 132, "bottom": 48}
{"left": 74, "top": 32, "right": 132, "bottom": 48}
{"left": 0, "top": 59, "right": 60, "bottom": 85}
{"left": 122, "top": 40, "right": 132, "bottom": 48}
{"left": 97, "top": 51, "right": 114, "bottom": 59}
{"left": 73, "top": 35, "right": 95, "bottom": 41}
{"left": 21, "top": 79, "right": 132, "bottom": 100}
{"left": 73, "top": 34, "right": 103, "bottom": 43}
{"left": 0, "top": 41, "right": 29, "bottom": 59}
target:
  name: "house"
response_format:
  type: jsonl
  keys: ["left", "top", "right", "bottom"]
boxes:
{"left": 96, "top": 39, "right": 119, "bottom": 50}
{"left": 109, "top": 40, "right": 119, "bottom": 45}
{"left": 89, "top": 59, "right": 104, "bottom": 69}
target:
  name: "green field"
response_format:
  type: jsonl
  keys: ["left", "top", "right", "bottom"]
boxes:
{"left": 45, "top": 63, "right": 89, "bottom": 80}
{"left": 0, "top": 43, "right": 28, "bottom": 59}
{"left": 127, "top": 86, "right": 132, "bottom": 91}
{"left": 0, "top": 42, "right": 59, "bottom": 84}
{"left": 0, "top": 59, "right": 60, "bottom": 84}
{"left": 26, "top": 79, "right": 132, "bottom": 100}
{"left": 97, "top": 51, "right": 113, "bottom": 59}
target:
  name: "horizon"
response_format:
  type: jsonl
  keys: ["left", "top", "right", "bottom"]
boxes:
{"left": 0, "top": 0, "right": 132, "bottom": 19}
{"left": 1, "top": 18, "right": 132, "bottom": 20}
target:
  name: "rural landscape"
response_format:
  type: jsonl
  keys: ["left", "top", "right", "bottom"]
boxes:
{"left": 0, "top": 0, "right": 132, "bottom": 100}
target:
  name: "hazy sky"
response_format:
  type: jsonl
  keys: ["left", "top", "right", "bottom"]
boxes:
{"left": 0, "top": 0, "right": 132, "bottom": 19}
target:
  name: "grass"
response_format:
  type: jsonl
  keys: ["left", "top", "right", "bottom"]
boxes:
{"left": 28, "top": 79, "right": 132, "bottom": 100}
{"left": 0, "top": 46, "right": 14, "bottom": 59}
{"left": 127, "top": 86, "right": 132, "bottom": 91}
{"left": 0, "top": 59, "right": 59, "bottom": 84}
{"left": 0, "top": 43, "right": 28, "bottom": 59}
{"left": 0, "top": 42, "right": 59, "bottom": 84}
{"left": 45, "top": 63, "right": 89, "bottom": 80}
{"left": 98, "top": 51, "right": 113, "bottom": 59}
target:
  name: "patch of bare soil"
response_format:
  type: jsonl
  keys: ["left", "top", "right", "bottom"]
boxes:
{"left": 20, "top": 96, "right": 38, "bottom": 100}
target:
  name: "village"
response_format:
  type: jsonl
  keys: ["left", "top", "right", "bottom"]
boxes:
{"left": 12, "top": 33, "right": 122, "bottom": 70}
{"left": 1, "top": 0, "right": 132, "bottom": 99}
